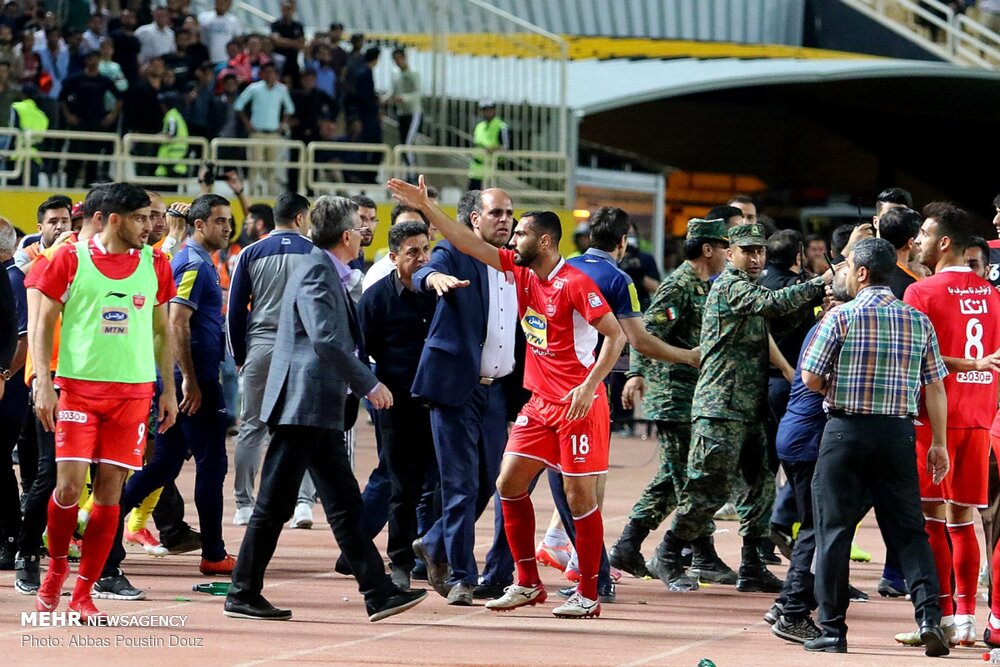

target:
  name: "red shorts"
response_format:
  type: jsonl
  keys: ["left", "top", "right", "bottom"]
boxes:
{"left": 916, "top": 424, "right": 989, "bottom": 507}
{"left": 505, "top": 389, "right": 610, "bottom": 476}
{"left": 55, "top": 390, "right": 152, "bottom": 470}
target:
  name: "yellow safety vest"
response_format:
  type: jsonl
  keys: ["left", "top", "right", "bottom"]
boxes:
{"left": 155, "top": 108, "right": 189, "bottom": 177}
{"left": 468, "top": 117, "right": 507, "bottom": 180}
{"left": 11, "top": 99, "right": 49, "bottom": 164}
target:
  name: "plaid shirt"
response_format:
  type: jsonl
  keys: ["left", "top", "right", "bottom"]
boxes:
{"left": 801, "top": 286, "right": 948, "bottom": 417}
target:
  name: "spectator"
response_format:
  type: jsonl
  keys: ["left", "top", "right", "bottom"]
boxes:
{"left": 135, "top": 5, "right": 176, "bottom": 65}
{"left": 348, "top": 47, "right": 382, "bottom": 161}
{"left": 728, "top": 194, "right": 758, "bottom": 224}
{"left": 14, "top": 0, "right": 40, "bottom": 33}
{"left": 0, "top": 2, "right": 17, "bottom": 32}
{"left": 198, "top": 0, "right": 244, "bottom": 67}
{"left": 288, "top": 67, "right": 334, "bottom": 192}
{"left": 128, "top": 57, "right": 167, "bottom": 176}
{"left": 0, "top": 60, "right": 17, "bottom": 126}
{"left": 185, "top": 62, "right": 221, "bottom": 139}
{"left": 214, "top": 70, "right": 241, "bottom": 139}
{"left": 110, "top": 9, "right": 141, "bottom": 83}
{"left": 232, "top": 61, "right": 294, "bottom": 192}
{"left": 0, "top": 23, "right": 13, "bottom": 63}
{"left": 65, "top": 29, "right": 88, "bottom": 77}
{"left": 308, "top": 42, "right": 337, "bottom": 99}
{"left": 467, "top": 100, "right": 508, "bottom": 190}
{"left": 331, "top": 116, "right": 372, "bottom": 184}
{"left": 327, "top": 22, "right": 348, "bottom": 75}
{"left": 804, "top": 233, "right": 828, "bottom": 275}
{"left": 270, "top": 0, "right": 303, "bottom": 81}
{"left": 82, "top": 13, "right": 103, "bottom": 52}
{"left": 706, "top": 203, "right": 747, "bottom": 228}
{"left": 13, "top": 29, "right": 40, "bottom": 85}
{"left": 35, "top": 26, "right": 68, "bottom": 101}
{"left": 260, "top": 35, "right": 284, "bottom": 78}
{"left": 386, "top": 48, "right": 421, "bottom": 175}
{"left": 97, "top": 37, "right": 128, "bottom": 112}
{"left": 60, "top": 50, "right": 121, "bottom": 186}
{"left": 167, "top": 0, "right": 194, "bottom": 32}
{"left": 344, "top": 32, "right": 365, "bottom": 79}
{"left": 228, "top": 33, "right": 269, "bottom": 83}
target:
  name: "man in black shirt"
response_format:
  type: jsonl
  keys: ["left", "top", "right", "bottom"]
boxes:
{"left": 877, "top": 206, "right": 923, "bottom": 299}
{"left": 288, "top": 68, "right": 334, "bottom": 192}
{"left": 357, "top": 220, "right": 437, "bottom": 591}
{"left": 60, "top": 51, "right": 121, "bottom": 185}
{"left": 110, "top": 9, "right": 141, "bottom": 84}
{"left": 270, "top": 0, "right": 304, "bottom": 83}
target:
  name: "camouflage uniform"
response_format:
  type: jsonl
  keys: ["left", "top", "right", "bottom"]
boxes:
{"left": 671, "top": 224, "right": 826, "bottom": 542}
{"left": 626, "top": 261, "right": 708, "bottom": 531}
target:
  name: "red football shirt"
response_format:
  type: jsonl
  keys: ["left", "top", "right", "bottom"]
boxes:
{"left": 35, "top": 238, "right": 176, "bottom": 399}
{"left": 904, "top": 266, "right": 1000, "bottom": 429}
{"left": 498, "top": 249, "right": 612, "bottom": 402}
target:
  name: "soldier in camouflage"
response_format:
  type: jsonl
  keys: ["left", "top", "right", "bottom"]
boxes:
{"left": 655, "top": 223, "right": 832, "bottom": 593}
{"left": 608, "top": 218, "right": 729, "bottom": 580}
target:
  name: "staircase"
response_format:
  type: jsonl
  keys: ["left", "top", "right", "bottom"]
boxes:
{"left": 837, "top": 0, "right": 1000, "bottom": 67}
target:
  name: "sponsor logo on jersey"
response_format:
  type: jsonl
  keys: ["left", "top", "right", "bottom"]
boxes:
{"left": 587, "top": 292, "right": 603, "bottom": 308}
{"left": 959, "top": 298, "right": 990, "bottom": 315}
{"left": 956, "top": 370, "right": 993, "bottom": 385}
{"left": 948, "top": 285, "right": 993, "bottom": 296}
{"left": 104, "top": 291, "right": 126, "bottom": 299}
{"left": 514, "top": 415, "right": 529, "bottom": 426}
{"left": 521, "top": 307, "right": 548, "bottom": 350}
{"left": 132, "top": 294, "right": 147, "bottom": 310}
{"left": 552, "top": 277, "right": 566, "bottom": 290}
{"left": 101, "top": 308, "right": 129, "bottom": 335}
{"left": 58, "top": 410, "right": 88, "bottom": 424}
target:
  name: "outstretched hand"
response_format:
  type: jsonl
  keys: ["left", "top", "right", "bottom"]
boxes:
{"left": 387, "top": 174, "right": 430, "bottom": 211}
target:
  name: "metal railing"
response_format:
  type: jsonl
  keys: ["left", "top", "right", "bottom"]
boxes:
{"left": 843, "top": 0, "right": 1000, "bottom": 67}
{"left": 0, "top": 129, "right": 571, "bottom": 206}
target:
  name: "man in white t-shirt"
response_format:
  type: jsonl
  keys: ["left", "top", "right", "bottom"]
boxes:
{"left": 198, "top": 0, "right": 245, "bottom": 66}
{"left": 134, "top": 6, "right": 175, "bottom": 65}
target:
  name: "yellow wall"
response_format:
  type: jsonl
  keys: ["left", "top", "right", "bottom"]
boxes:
{"left": 3, "top": 191, "right": 580, "bottom": 260}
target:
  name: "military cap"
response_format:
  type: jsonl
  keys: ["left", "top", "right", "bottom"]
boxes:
{"left": 686, "top": 218, "right": 729, "bottom": 243}
{"left": 728, "top": 222, "right": 768, "bottom": 247}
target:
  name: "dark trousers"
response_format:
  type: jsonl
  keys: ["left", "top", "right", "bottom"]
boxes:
{"left": 152, "top": 480, "right": 193, "bottom": 548}
{"left": 812, "top": 415, "right": 940, "bottom": 638}
{"left": 16, "top": 416, "right": 56, "bottom": 558}
{"left": 16, "top": 408, "right": 38, "bottom": 495}
{"left": 983, "top": 448, "right": 1000, "bottom": 606}
{"left": 379, "top": 395, "right": 436, "bottom": 570}
{"left": 547, "top": 469, "right": 613, "bottom": 588}
{"left": 778, "top": 459, "right": 817, "bottom": 618}
{"left": 771, "top": 479, "right": 798, "bottom": 530}
{"left": 229, "top": 424, "right": 394, "bottom": 605}
{"left": 422, "top": 383, "right": 507, "bottom": 585}
{"left": 104, "top": 378, "right": 228, "bottom": 575}
{"left": 0, "top": 407, "right": 28, "bottom": 544}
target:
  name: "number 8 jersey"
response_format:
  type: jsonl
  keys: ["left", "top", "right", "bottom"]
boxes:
{"left": 904, "top": 266, "right": 1000, "bottom": 428}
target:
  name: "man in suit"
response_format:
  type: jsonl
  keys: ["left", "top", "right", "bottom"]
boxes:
{"left": 410, "top": 188, "right": 518, "bottom": 605}
{"left": 224, "top": 195, "right": 426, "bottom": 622}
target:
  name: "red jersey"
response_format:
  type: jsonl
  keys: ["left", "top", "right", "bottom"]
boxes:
{"left": 498, "top": 249, "right": 612, "bottom": 402}
{"left": 904, "top": 266, "right": 1000, "bottom": 429}
{"left": 34, "top": 238, "right": 176, "bottom": 399}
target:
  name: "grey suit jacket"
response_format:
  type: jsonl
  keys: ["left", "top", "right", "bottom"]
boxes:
{"left": 260, "top": 252, "right": 378, "bottom": 430}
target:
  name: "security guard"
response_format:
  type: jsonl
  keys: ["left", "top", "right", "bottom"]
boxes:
{"left": 155, "top": 91, "right": 189, "bottom": 179}
{"left": 658, "top": 223, "right": 831, "bottom": 593}
{"left": 611, "top": 218, "right": 728, "bottom": 583}
{"left": 467, "top": 99, "right": 508, "bottom": 191}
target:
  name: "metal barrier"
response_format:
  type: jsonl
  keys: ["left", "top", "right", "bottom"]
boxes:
{"left": 209, "top": 137, "right": 308, "bottom": 196}
{"left": 0, "top": 127, "right": 23, "bottom": 181}
{"left": 492, "top": 150, "right": 570, "bottom": 206}
{"left": 122, "top": 133, "right": 211, "bottom": 191}
{"left": 24, "top": 129, "right": 123, "bottom": 187}
{"left": 306, "top": 141, "right": 394, "bottom": 194}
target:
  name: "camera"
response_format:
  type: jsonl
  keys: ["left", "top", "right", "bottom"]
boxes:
{"left": 201, "top": 161, "right": 224, "bottom": 185}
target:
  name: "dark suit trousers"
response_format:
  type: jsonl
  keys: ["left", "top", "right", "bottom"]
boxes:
{"left": 777, "top": 459, "right": 817, "bottom": 619}
{"left": 230, "top": 425, "right": 394, "bottom": 604}
{"left": 812, "top": 415, "right": 940, "bottom": 639}
{"left": 17, "top": 415, "right": 56, "bottom": 558}
{"left": 423, "top": 382, "right": 507, "bottom": 585}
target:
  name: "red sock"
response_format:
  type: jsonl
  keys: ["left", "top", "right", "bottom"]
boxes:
{"left": 925, "top": 518, "right": 954, "bottom": 617}
{"left": 501, "top": 494, "right": 539, "bottom": 587}
{"left": 948, "top": 522, "right": 979, "bottom": 615}
{"left": 46, "top": 492, "right": 80, "bottom": 562}
{"left": 573, "top": 506, "right": 603, "bottom": 601}
{"left": 71, "top": 503, "right": 120, "bottom": 604}
{"left": 991, "top": 532, "right": 1000, "bottom": 619}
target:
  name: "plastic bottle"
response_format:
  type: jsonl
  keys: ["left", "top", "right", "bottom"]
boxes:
{"left": 696, "top": 660, "right": 717, "bottom": 667}
{"left": 984, "top": 648, "right": 1000, "bottom": 663}
{"left": 192, "top": 582, "right": 230, "bottom": 595}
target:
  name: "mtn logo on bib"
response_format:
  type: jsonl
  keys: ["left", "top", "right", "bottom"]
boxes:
{"left": 101, "top": 307, "right": 129, "bottom": 335}
{"left": 521, "top": 307, "right": 548, "bottom": 350}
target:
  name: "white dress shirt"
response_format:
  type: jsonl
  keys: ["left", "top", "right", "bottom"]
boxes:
{"left": 479, "top": 266, "right": 517, "bottom": 378}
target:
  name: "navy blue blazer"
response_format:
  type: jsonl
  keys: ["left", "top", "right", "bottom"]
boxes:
{"left": 410, "top": 239, "right": 492, "bottom": 406}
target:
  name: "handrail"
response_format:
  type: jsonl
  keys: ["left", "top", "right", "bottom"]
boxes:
{"left": 0, "top": 127, "right": 23, "bottom": 180}
{"left": 122, "top": 133, "right": 212, "bottom": 190}
{"left": 306, "top": 141, "right": 393, "bottom": 194}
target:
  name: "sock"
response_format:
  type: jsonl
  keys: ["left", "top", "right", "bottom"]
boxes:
{"left": 70, "top": 503, "right": 120, "bottom": 604}
{"left": 573, "top": 506, "right": 603, "bottom": 601}
{"left": 991, "top": 531, "right": 1000, "bottom": 620}
{"left": 947, "top": 522, "right": 979, "bottom": 616}
{"left": 46, "top": 492, "right": 81, "bottom": 562}
{"left": 543, "top": 527, "right": 569, "bottom": 548}
{"left": 925, "top": 518, "right": 954, "bottom": 617}
{"left": 501, "top": 494, "right": 539, "bottom": 587}
{"left": 128, "top": 487, "right": 163, "bottom": 533}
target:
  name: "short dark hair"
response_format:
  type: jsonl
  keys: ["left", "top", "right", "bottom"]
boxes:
{"left": 876, "top": 206, "right": 921, "bottom": 250}
{"left": 923, "top": 201, "right": 972, "bottom": 252}
{"left": 363, "top": 46, "right": 380, "bottom": 63}
{"left": 684, "top": 237, "right": 724, "bottom": 260}
{"left": 390, "top": 203, "right": 427, "bottom": 226}
{"left": 273, "top": 195, "right": 307, "bottom": 227}
{"left": 425, "top": 185, "right": 439, "bottom": 200}
{"left": 830, "top": 223, "right": 857, "bottom": 258}
{"left": 457, "top": 189, "right": 480, "bottom": 228}
{"left": 350, "top": 194, "right": 376, "bottom": 210}
{"left": 247, "top": 203, "right": 276, "bottom": 231}
{"left": 388, "top": 220, "right": 429, "bottom": 253}
{"left": 805, "top": 233, "right": 826, "bottom": 247}
{"left": 588, "top": 207, "right": 629, "bottom": 252}
{"left": 330, "top": 22, "right": 344, "bottom": 31}
{"left": 189, "top": 193, "right": 230, "bottom": 226}
{"left": 392, "top": 47, "right": 405, "bottom": 59}
{"left": 521, "top": 210, "right": 562, "bottom": 244}
{"left": 876, "top": 187, "right": 913, "bottom": 210}
{"left": 36, "top": 195, "right": 72, "bottom": 224}
{"left": 992, "top": 192, "right": 1000, "bottom": 210}
{"left": 766, "top": 229, "right": 802, "bottom": 270}
{"left": 728, "top": 194, "right": 755, "bottom": 207}
{"left": 706, "top": 204, "right": 743, "bottom": 222}
{"left": 99, "top": 183, "right": 150, "bottom": 219}
{"left": 851, "top": 237, "right": 896, "bottom": 285}
{"left": 82, "top": 185, "right": 110, "bottom": 218}
{"left": 968, "top": 235, "right": 990, "bottom": 264}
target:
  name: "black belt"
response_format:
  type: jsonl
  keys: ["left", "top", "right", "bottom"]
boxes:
{"left": 827, "top": 409, "right": 909, "bottom": 420}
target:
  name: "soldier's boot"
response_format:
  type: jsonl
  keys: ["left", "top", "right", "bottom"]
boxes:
{"left": 648, "top": 531, "right": 699, "bottom": 592}
{"left": 609, "top": 522, "right": 652, "bottom": 579}
{"left": 736, "top": 539, "right": 784, "bottom": 593}
{"left": 689, "top": 535, "right": 738, "bottom": 585}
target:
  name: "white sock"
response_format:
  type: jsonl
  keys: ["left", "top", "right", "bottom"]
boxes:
{"left": 990, "top": 613, "right": 1000, "bottom": 630}
{"left": 940, "top": 614, "right": 954, "bottom": 627}
{"left": 543, "top": 528, "right": 569, "bottom": 547}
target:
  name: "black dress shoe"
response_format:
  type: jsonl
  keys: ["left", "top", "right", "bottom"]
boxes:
{"left": 473, "top": 582, "right": 510, "bottom": 599}
{"left": 920, "top": 623, "right": 950, "bottom": 657}
{"left": 803, "top": 636, "right": 847, "bottom": 653}
{"left": 334, "top": 553, "right": 353, "bottom": 576}
{"left": 367, "top": 587, "right": 427, "bottom": 622}
{"left": 223, "top": 595, "right": 292, "bottom": 620}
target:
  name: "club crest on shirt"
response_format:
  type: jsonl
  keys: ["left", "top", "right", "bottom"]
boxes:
{"left": 521, "top": 307, "right": 548, "bottom": 350}
{"left": 546, "top": 303, "right": 556, "bottom": 316}
{"left": 133, "top": 294, "right": 147, "bottom": 310}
